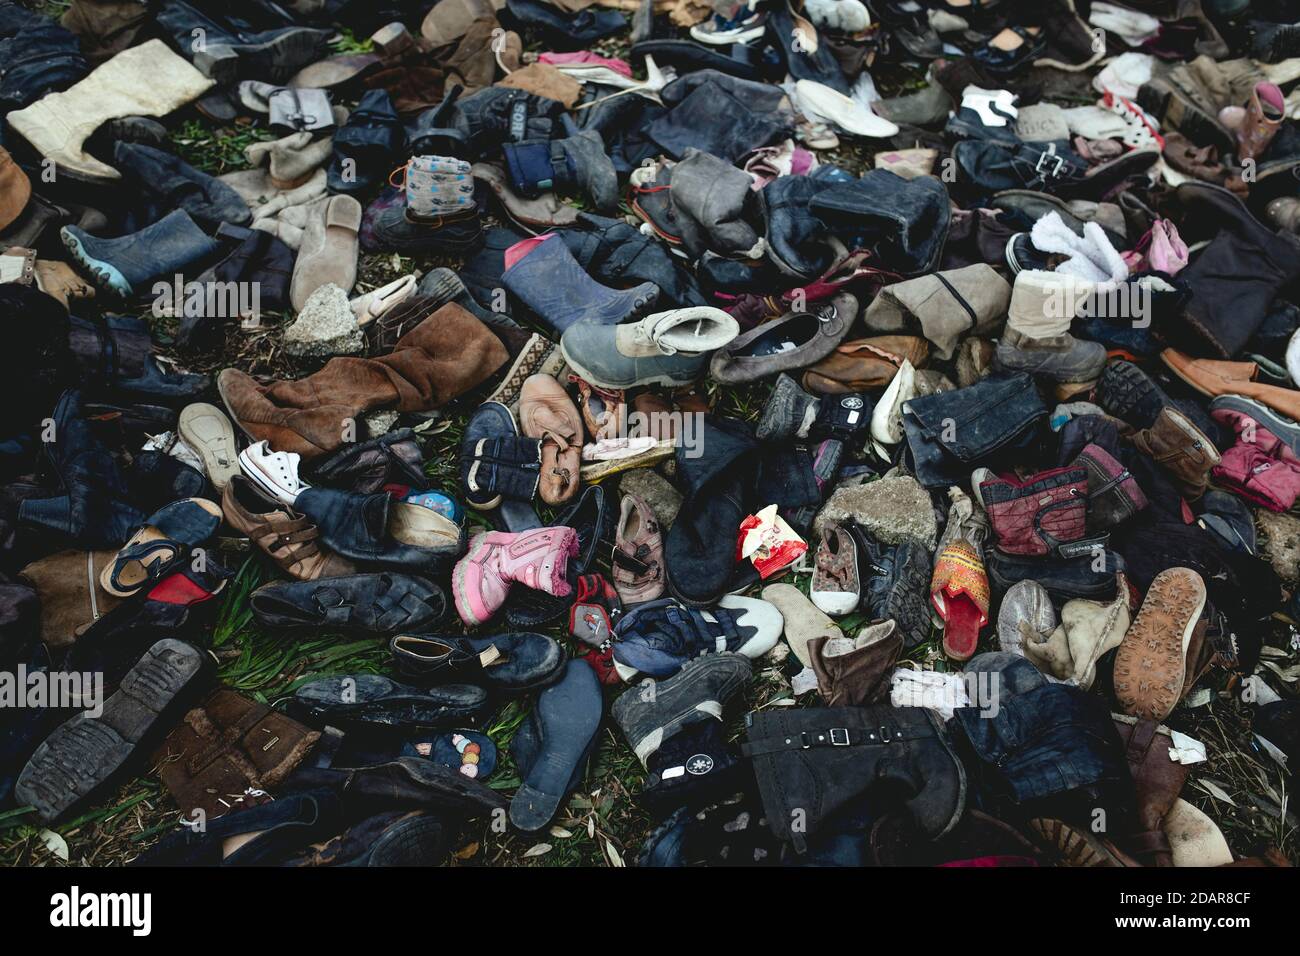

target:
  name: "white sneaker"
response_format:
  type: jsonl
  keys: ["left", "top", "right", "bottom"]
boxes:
{"left": 239, "top": 440, "right": 309, "bottom": 506}
{"left": 689, "top": 9, "right": 768, "bottom": 45}
{"left": 795, "top": 79, "right": 899, "bottom": 138}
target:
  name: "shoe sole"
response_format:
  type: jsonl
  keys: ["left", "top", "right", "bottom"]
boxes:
{"left": 1027, "top": 818, "right": 1131, "bottom": 866}
{"left": 509, "top": 660, "right": 603, "bottom": 832}
{"left": 294, "top": 675, "right": 489, "bottom": 731}
{"left": 888, "top": 542, "right": 936, "bottom": 649}
{"left": 15, "top": 639, "right": 205, "bottom": 822}
{"left": 1113, "top": 567, "right": 1205, "bottom": 721}
{"left": 578, "top": 440, "right": 675, "bottom": 483}
{"left": 178, "top": 402, "right": 240, "bottom": 491}
{"left": 1209, "top": 394, "right": 1300, "bottom": 458}
{"left": 60, "top": 227, "right": 132, "bottom": 297}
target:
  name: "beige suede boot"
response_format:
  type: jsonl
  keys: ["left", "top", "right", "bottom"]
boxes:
{"left": 6, "top": 40, "right": 213, "bottom": 183}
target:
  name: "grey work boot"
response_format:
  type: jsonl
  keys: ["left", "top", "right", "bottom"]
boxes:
{"left": 612, "top": 652, "right": 751, "bottom": 766}
{"left": 560, "top": 307, "right": 740, "bottom": 390}
{"left": 994, "top": 326, "right": 1107, "bottom": 388}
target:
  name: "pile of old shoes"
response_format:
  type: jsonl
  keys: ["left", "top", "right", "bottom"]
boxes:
{"left": 3, "top": 0, "right": 1299, "bottom": 878}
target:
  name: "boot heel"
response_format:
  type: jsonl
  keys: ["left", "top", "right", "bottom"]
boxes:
{"left": 193, "top": 44, "right": 240, "bottom": 85}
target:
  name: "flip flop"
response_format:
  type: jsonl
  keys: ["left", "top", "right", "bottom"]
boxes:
{"left": 509, "top": 659, "right": 603, "bottom": 832}
{"left": 101, "top": 497, "right": 223, "bottom": 598}
{"left": 931, "top": 539, "right": 990, "bottom": 662}
{"left": 178, "top": 402, "right": 240, "bottom": 491}
{"left": 16, "top": 639, "right": 209, "bottom": 822}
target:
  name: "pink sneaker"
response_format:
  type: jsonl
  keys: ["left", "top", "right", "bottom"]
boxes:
{"left": 452, "top": 527, "right": 580, "bottom": 626}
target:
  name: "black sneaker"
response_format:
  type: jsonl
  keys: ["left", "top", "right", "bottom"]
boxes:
{"left": 850, "top": 523, "right": 933, "bottom": 648}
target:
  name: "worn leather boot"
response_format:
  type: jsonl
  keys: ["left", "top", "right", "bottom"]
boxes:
{"left": 743, "top": 703, "right": 967, "bottom": 853}
{"left": 807, "top": 620, "right": 903, "bottom": 706}
{"left": 1131, "top": 406, "right": 1221, "bottom": 501}
{"left": 6, "top": 39, "right": 213, "bottom": 183}
{"left": 1236, "top": 81, "right": 1286, "bottom": 163}
{"left": 153, "top": 687, "right": 321, "bottom": 819}
{"left": 218, "top": 303, "right": 507, "bottom": 459}
{"left": 518, "top": 374, "right": 582, "bottom": 506}
{"left": 0, "top": 5, "right": 88, "bottom": 113}
{"left": 1112, "top": 715, "right": 1191, "bottom": 867}
{"left": 155, "top": 0, "right": 331, "bottom": 85}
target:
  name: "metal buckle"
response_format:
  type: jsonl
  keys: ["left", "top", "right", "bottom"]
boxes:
{"left": 799, "top": 731, "right": 813, "bottom": 749}
{"left": 1034, "top": 147, "right": 1065, "bottom": 179}
{"left": 878, "top": 724, "right": 893, "bottom": 743}
{"left": 829, "top": 727, "right": 850, "bottom": 746}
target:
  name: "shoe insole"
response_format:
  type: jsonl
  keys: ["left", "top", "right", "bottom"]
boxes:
{"left": 178, "top": 403, "right": 239, "bottom": 489}
{"left": 991, "top": 26, "right": 1038, "bottom": 51}
{"left": 509, "top": 659, "right": 602, "bottom": 831}
{"left": 102, "top": 497, "right": 222, "bottom": 597}
{"left": 742, "top": 313, "right": 820, "bottom": 357}
{"left": 940, "top": 593, "right": 983, "bottom": 660}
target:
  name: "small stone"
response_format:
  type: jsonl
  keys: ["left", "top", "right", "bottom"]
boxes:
{"left": 1257, "top": 510, "right": 1300, "bottom": 586}
{"left": 814, "top": 474, "right": 937, "bottom": 549}
{"left": 618, "top": 468, "right": 682, "bottom": 529}
{"left": 283, "top": 283, "right": 365, "bottom": 359}
{"left": 364, "top": 410, "right": 399, "bottom": 439}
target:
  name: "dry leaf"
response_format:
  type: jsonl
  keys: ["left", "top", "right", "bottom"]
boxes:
{"left": 523, "top": 843, "right": 552, "bottom": 858}
{"left": 39, "top": 829, "right": 69, "bottom": 861}
{"left": 601, "top": 838, "right": 625, "bottom": 868}
{"left": 453, "top": 842, "right": 480, "bottom": 860}
{"left": 549, "top": 826, "right": 574, "bottom": 839}
{"left": 1195, "top": 779, "right": 1238, "bottom": 806}
{"left": 587, "top": 816, "right": 596, "bottom": 838}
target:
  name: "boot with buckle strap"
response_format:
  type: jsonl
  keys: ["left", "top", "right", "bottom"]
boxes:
{"left": 742, "top": 703, "right": 967, "bottom": 854}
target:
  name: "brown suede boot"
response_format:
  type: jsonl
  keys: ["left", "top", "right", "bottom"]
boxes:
{"left": 1130, "top": 406, "right": 1220, "bottom": 501}
{"left": 807, "top": 620, "right": 903, "bottom": 707}
{"left": 18, "top": 549, "right": 125, "bottom": 649}
{"left": 153, "top": 687, "right": 321, "bottom": 819}
{"left": 219, "top": 302, "right": 507, "bottom": 459}
{"left": 1113, "top": 716, "right": 1190, "bottom": 867}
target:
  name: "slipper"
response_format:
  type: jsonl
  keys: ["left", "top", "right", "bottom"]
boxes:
{"left": 177, "top": 402, "right": 240, "bottom": 491}
{"left": 101, "top": 497, "right": 223, "bottom": 598}
{"left": 15, "top": 639, "right": 209, "bottom": 822}
{"left": 402, "top": 729, "right": 498, "bottom": 780}
{"left": 931, "top": 539, "right": 990, "bottom": 662}
{"left": 509, "top": 659, "right": 603, "bottom": 832}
